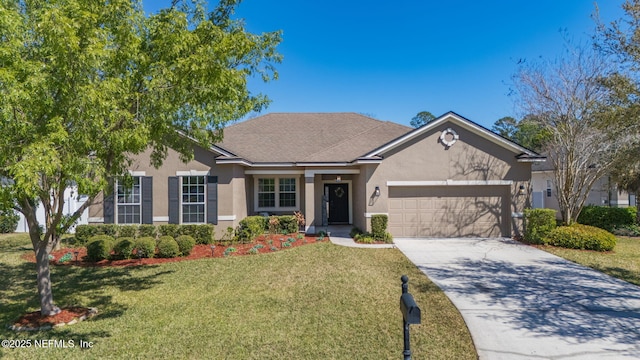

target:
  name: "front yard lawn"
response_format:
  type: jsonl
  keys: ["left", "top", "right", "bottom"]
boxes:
{"left": 541, "top": 236, "right": 640, "bottom": 286}
{"left": 0, "top": 233, "right": 476, "bottom": 359}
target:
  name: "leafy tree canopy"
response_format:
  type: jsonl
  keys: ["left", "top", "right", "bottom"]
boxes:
{"left": 410, "top": 111, "right": 435, "bottom": 128}
{"left": 0, "top": 0, "right": 281, "bottom": 315}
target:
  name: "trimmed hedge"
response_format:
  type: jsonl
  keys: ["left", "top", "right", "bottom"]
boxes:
{"left": 277, "top": 215, "right": 298, "bottom": 234}
{"left": 75, "top": 224, "right": 118, "bottom": 244}
{"left": 0, "top": 210, "right": 19, "bottom": 233}
{"left": 546, "top": 224, "right": 616, "bottom": 251}
{"left": 158, "top": 224, "right": 180, "bottom": 238}
{"left": 134, "top": 237, "right": 156, "bottom": 258}
{"left": 138, "top": 224, "right": 157, "bottom": 238}
{"left": 157, "top": 236, "right": 180, "bottom": 258}
{"left": 76, "top": 224, "right": 213, "bottom": 245}
{"left": 371, "top": 215, "right": 387, "bottom": 238}
{"left": 180, "top": 224, "right": 214, "bottom": 245}
{"left": 237, "top": 216, "right": 267, "bottom": 243}
{"left": 86, "top": 235, "right": 115, "bottom": 262}
{"left": 118, "top": 225, "right": 137, "bottom": 238}
{"left": 112, "top": 237, "right": 135, "bottom": 260}
{"left": 175, "top": 235, "right": 196, "bottom": 256}
{"left": 524, "top": 208, "right": 557, "bottom": 244}
{"left": 578, "top": 205, "right": 637, "bottom": 232}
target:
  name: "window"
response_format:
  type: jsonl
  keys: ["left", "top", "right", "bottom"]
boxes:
{"left": 258, "top": 178, "right": 275, "bottom": 207}
{"left": 116, "top": 177, "right": 141, "bottom": 224}
{"left": 279, "top": 178, "right": 296, "bottom": 207}
{"left": 182, "top": 176, "right": 205, "bottom": 223}
{"left": 255, "top": 177, "right": 298, "bottom": 211}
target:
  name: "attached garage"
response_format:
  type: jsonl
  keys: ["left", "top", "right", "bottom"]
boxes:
{"left": 387, "top": 184, "right": 511, "bottom": 238}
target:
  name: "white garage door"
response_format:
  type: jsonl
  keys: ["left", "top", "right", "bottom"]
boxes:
{"left": 388, "top": 186, "right": 509, "bottom": 237}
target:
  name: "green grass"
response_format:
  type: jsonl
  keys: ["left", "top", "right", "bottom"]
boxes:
{"left": 0, "top": 234, "right": 476, "bottom": 359}
{"left": 541, "top": 236, "right": 640, "bottom": 286}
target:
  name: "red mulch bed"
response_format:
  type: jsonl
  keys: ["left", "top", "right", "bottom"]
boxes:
{"left": 14, "top": 233, "right": 324, "bottom": 330}
{"left": 11, "top": 307, "right": 97, "bottom": 331}
{"left": 21, "top": 233, "right": 325, "bottom": 267}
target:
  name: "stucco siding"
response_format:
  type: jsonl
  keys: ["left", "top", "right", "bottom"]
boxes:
{"left": 367, "top": 121, "right": 531, "bottom": 236}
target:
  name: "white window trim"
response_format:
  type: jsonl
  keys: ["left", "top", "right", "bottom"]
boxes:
{"left": 180, "top": 175, "right": 207, "bottom": 224}
{"left": 254, "top": 176, "right": 300, "bottom": 212}
{"left": 115, "top": 177, "right": 142, "bottom": 225}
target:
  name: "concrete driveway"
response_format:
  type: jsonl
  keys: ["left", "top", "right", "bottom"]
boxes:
{"left": 394, "top": 237, "right": 640, "bottom": 360}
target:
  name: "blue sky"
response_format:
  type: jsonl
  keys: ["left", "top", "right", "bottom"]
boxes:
{"left": 146, "top": 1, "right": 625, "bottom": 129}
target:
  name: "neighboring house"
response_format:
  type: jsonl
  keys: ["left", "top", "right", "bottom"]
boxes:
{"left": 531, "top": 161, "right": 636, "bottom": 219}
{"left": 15, "top": 185, "right": 89, "bottom": 233}
{"left": 88, "top": 112, "right": 544, "bottom": 238}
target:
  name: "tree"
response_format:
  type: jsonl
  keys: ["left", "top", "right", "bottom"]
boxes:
{"left": 0, "top": 0, "right": 281, "bottom": 315}
{"left": 491, "top": 116, "right": 518, "bottom": 138}
{"left": 511, "top": 43, "right": 620, "bottom": 224}
{"left": 491, "top": 115, "right": 552, "bottom": 152}
{"left": 410, "top": 111, "right": 435, "bottom": 128}
{"left": 595, "top": 0, "right": 640, "bottom": 205}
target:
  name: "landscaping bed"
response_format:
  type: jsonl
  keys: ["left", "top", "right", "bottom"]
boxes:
{"left": 21, "top": 233, "right": 325, "bottom": 267}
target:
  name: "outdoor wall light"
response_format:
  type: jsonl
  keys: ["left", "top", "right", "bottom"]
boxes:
{"left": 518, "top": 184, "right": 526, "bottom": 195}
{"left": 336, "top": 175, "right": 342, "bottom": 182}
{"left": 375, "top": 186, "right": 381, "bottom": 197}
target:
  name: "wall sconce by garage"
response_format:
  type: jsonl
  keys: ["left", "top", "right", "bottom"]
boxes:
{"left": 336, "top": 175, "right": 341, "bottom": 182}
{"left": 518, "top": 184, "right": 526, "bottom": 195}
{"left": 375, "top": 186, "right": 380, "bottom": 197}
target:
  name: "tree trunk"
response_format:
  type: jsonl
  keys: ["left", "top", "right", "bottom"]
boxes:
{"left": 34, "top": 240, "right": 60, "bottom": 316}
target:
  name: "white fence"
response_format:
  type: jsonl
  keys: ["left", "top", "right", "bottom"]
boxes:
{"left": 15, "top": 187, "right": 89, "bottom": 234}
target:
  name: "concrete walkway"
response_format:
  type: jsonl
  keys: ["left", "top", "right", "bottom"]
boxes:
{"left": 394, "top": 237, "right": 640, "bottom": 360}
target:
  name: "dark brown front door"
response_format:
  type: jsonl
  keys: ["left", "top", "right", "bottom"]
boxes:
{"left": 327, "top": 183, "right": 349, "bottom": 224}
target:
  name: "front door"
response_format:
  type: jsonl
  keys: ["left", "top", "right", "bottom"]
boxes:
{"left": 327, "top": 183, "right": 349, "bottom": 224}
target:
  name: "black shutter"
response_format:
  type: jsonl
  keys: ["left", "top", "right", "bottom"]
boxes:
{"left": 168, "top": 176, "right": 179, "bottom": 224}
{"left": 103, "top": 185, "right": 114, "bottom": 224}
{"left": 207, "top": 176, "right": 218, "bottom": 225}
{"left": 141, "top": 176, "right": 153, "bottom": 224}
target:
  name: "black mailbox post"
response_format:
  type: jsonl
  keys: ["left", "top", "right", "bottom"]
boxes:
{"left": 400, "top": 275, "right": 421, "bottom": 360}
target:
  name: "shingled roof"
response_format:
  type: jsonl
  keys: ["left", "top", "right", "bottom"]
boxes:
{"left": 214, "top": 113, "right": 412, "bottom": 163}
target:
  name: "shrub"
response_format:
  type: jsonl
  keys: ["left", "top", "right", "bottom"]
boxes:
{"left": 277, "top": 215, "right": 298, "bottom": 234}
{"left": 354, "top": 233, "right": 375, "bottom": 244}
{"left": 175, "top": 235, "right": 196, "bottom": 256}
{"left": 612, "top": 224, "right": 640, "bottom": 237}
{"left": 112, "top": 237, "right": 135, "bottom": 260}
{"left": 74, "top": 225, "right": 97, "bottom": 245}
{"left": 158, "top": 224, "right": 180, "bottom": 238}
{"left": 138, "top": 224, "right": 157, "bottom": 238}
{"left": 349, "top": 227, "right": 363, "bottom": 238}
{"left": 118, "top": 225, "right": 137, "bottom": 238}
{"left": 524, "top": 208, "right": 557, "bottom": 244}
{"left": 95, "top": 224, "right": 118, "bottom": 237}
{"left": 578, "top": 205, "right": 637, "bottom": 231}
{"left": 157, "top": 236, "right": 180, "bottom": 258}
{"left": 371, "top": 214, "right": 388, "bottom": 239}
{"left": 546, "top": 224, "right": 617, "bottom": 251}
{"left": 0, "top": 210, "right": 19, "bottom": 233}
{"left": 181, "top": 224, "right": 214, "bottom": 244}
{"left": 268, "top": 216, "right": 279, "bottom": 234}
{"left": 237, "top": 216, "right": 266, "bottom": 243}
{"left": 86, "top": 235, "right": 115, "bottom": 262}
{"left": 134, "top": 237, "right": 156, "bottom": 258}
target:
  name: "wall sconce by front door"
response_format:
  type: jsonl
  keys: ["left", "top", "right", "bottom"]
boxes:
{"left": 375, "top": 186, "right": 380, "bottom": 196}
{"left": 518, "top": 184, "right": 526, "bottom": 195}
{"left": 336, "top": 175, "right": 341, "bottom": 182}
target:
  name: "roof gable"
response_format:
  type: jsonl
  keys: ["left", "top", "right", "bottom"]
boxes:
{"left": 363, "top": 111, "right": 544, "bottom": 161}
